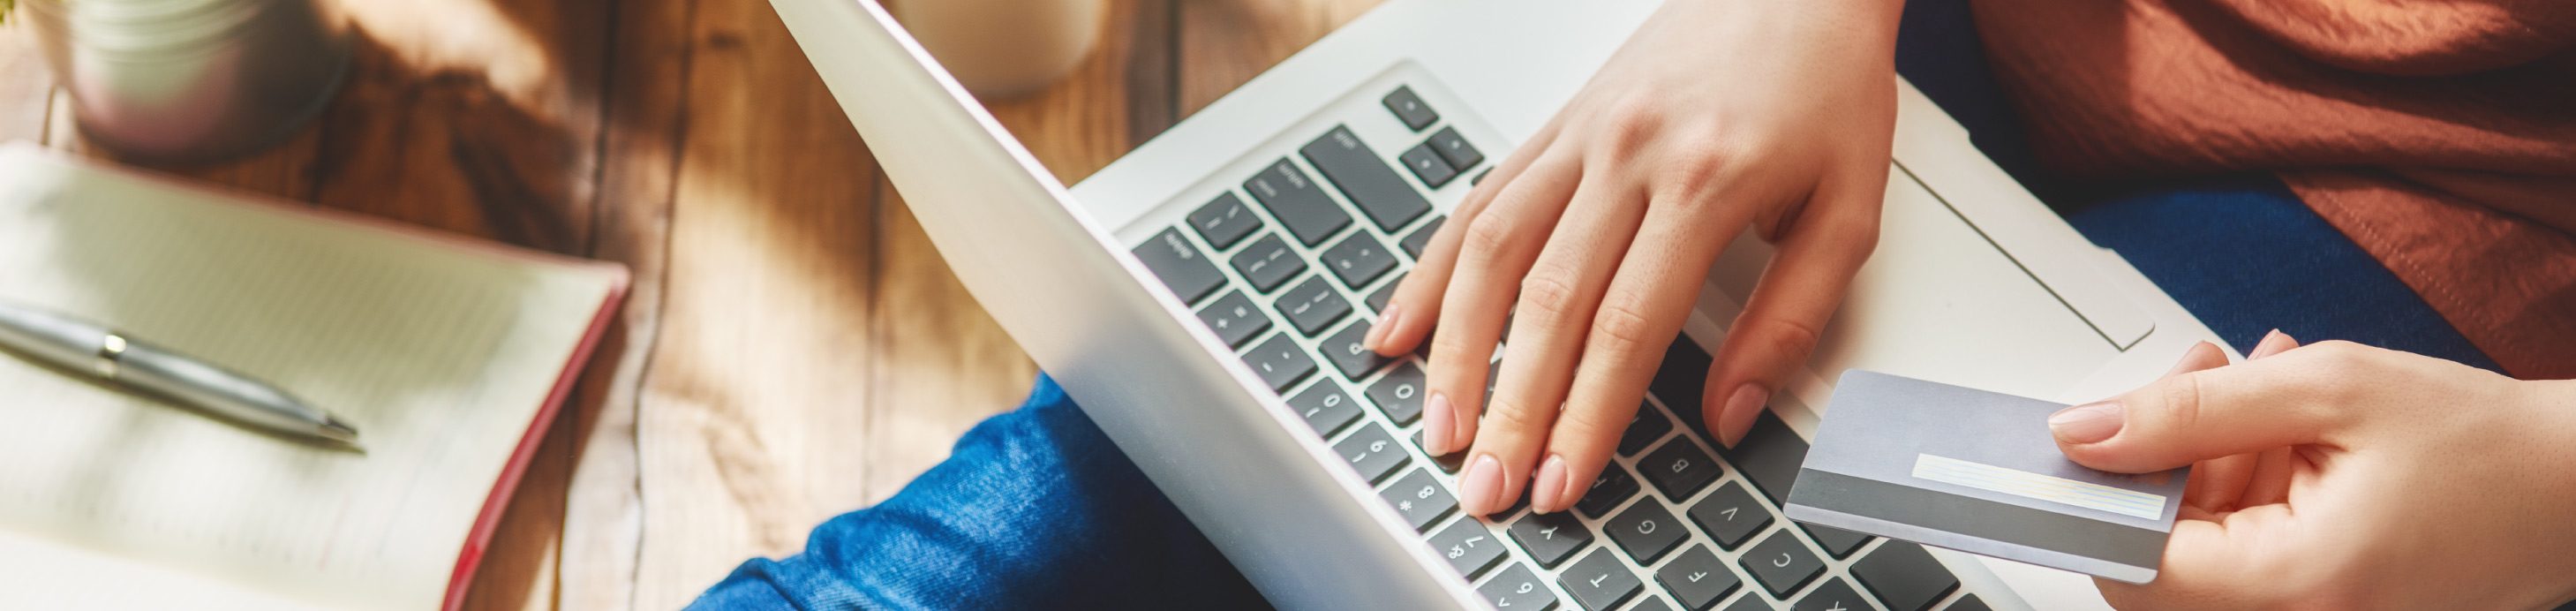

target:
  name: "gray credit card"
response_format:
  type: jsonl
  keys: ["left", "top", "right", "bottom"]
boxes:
{"left": 1784, "top": 370, "right": 2185, "bottom": 584}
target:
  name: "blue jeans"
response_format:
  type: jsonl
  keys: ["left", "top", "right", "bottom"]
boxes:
{"left": 685, "top": 0, "right": 2498, "bottom": 607}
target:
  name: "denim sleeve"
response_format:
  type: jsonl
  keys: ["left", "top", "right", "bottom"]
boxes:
{"left": 684, "top": 374, "right": 1272, "bottom": 611}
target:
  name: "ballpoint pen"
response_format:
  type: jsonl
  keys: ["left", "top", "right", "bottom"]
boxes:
{"left": 0, "top": 298, "right": 361, "bottom": 448}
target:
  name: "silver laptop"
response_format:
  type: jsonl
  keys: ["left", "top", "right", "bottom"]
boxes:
{"left": 769, "top": 0, "right": 2233, "bottom": 609}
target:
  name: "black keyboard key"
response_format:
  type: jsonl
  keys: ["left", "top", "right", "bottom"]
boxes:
{"left": 1413, "top": 430, "right": 1466, "bottom": 474}
{"left": 1195, "top": 290, "right": 1273, "bottom": 350}
{"left": 1334, "top": 423, "right": 1410, "bottom": 485}
{"left": 1639, "top": 439, "right": 1722, "bottom": 501}
{"left": 1605, "top": 501, "right": 1689, "bottom": 564}
{"left": 1507, "top": 509, "right": 1593, "bottom": 569}
{"left": 1401, "top": 141, "right": 1460, "bottom": 188}
{"left": 1718, "top": 410, "right": 1807, "bottom": 507}
{"left": 1381, "top": 468, "right": 1459, "bottom": 532}
{"left": 1321, "top": 230, "right": 1399, "bottom": 290}
{"left": 1367, "top": 362, "right": 1427, "bottom": 425}
{"left": 1188, "top": 192, "right": 1263, "bottom": 250}
{"left": 1947, "top": 594, "right": 1992, "bottom": 611}
{"left": 1320, "top": 319, "right": 1394, "bottom": 381}
{"left": 1302, "top": 125, "right": 1433, "bottom": 233}
{"left": 1619, "top": 404, "right": 1672, "bottom": 456}
{"left": 1286, "top": 380, "right": 1363, "bottom": 438}
{"left": 1575, "top": 462, "right": 1642, "bottom": 519}
{"left": 1631, "top": 596, "right": 1676, "bottom": 611}
{"left": 1274, "top": 276, "right": 1354, "bottom": 337}
{"left": 1721, "top": 594, "right": 1769, "bottom": 611}
{"left": 1240, "top": 335, "right": 1317, "bottom": 392}
{"left": 1560, "top": 549, "right": 1644, "bottom": 611}
{"left": 1132, "top": 227, "right": 1225, "bottom": 305}
{"left": 1382, "top": 85, "right": 1439, "bottom": 132}
{"left": 1429, "top": 519, "right": 1509, "bottom": 579}
{"left": 1687, "top": 482, "right": 1774, "bottom": 551}
{"left": 1648, "top": 336, "right": 1713, "bottom": 435}
{"left": 1229, "top": 233, "right": 1307, "bottom": 294}
{"left": 1655, "top": 546, "right": 1743, "bottom": 611}
{"left": 1740, "top": 530, "right": 1825, "bottom": 600}
{"left": 1243, "top": 158, "right": 1352, "bottom": 246}
{"left": 1400, "top": 215, "right": 1444, "bottom": 260}
{"left": 1793, "top": 578, "right": 1865, "bottom": 611}
{"left": 1799, "top": 523, "right": 1873, "bottom": 560}
{"left": 1429, "top": 125, "right": 1486, "bottom": 170}
{"left": 1851, "top": 543, "right": 1960, "bottom": 611}
{"left": 1472, "top": 167, "right": 1495, "bottom": 186}
{"left": 1367, "top": 273, "right": 1403, "bottom": 313}
{"left": 1479, "top": 563, "right": 1560, "bottom": 611}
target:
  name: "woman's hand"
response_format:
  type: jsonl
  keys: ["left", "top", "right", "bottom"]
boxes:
{"left": 2053, "top": 338, "right": 2576, "bottom": 610}
{"left": 1361, "top": 0, "right": 1904, "bottom": 517}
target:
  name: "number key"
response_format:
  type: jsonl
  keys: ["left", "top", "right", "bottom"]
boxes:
{"left": 1427, "top": 519, "right": 1508, "bottom": 579}
{"left": 1478, "top": 563, "right": 1560, "bottom": 611}
{"left": 1332, "top": 423, "right": 1409, "bottom": 485}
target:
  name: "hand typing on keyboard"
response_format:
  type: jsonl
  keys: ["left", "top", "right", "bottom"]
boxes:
{"left": 2051, "top": 334, "right": 2576, "bottom": 611}
{"left": 1360, "top": 0, "right": 1905, "bottom": 517}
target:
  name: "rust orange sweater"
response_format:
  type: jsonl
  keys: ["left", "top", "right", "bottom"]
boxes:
{"left": 1971, "top": 0, "right": 2576, "bottom": 379}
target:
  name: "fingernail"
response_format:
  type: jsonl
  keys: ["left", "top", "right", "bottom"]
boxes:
{"left": 2049, "top": 402, "right": 2125, "bottom": 444}
{"left": 1460, "top": 454, "right": 1505, "bottom": 516}
{"left": 1364, "top": 304, "right": 1401, "bottom": 351}
{"left": 1530, "top": 455, "right": 1569, "bottom": 514}
{"left": 1424, "top": 392, "right": 1455, "bottom": 455}
{"left": 1718, "top": 383, "right": 1769, "bottom": 448}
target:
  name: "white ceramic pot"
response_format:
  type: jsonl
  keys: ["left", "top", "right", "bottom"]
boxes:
{"left": 888, "top": 0, "right": 1104, "bottom": 100}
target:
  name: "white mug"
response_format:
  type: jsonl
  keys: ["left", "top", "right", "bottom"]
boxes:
{"left": 888, "top": 0, "right": 1105, "bottom": 99}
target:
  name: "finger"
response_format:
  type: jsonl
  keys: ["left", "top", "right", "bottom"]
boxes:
{"left": 2230, "top": 330, "right": 2305, "bottom": 507}
{"left": 1367, "top": 122, "right": 1563, "bottom": 356}
{"left": 2050, "top": 344, "right": 2362, "bottom": 473}
{"left": 1706, "top": 176, "right": 1880, "bottom": 448}
{"left": 1474, "top": 176, "right": 1649, "bottom": 514}
{"left": 1431, "top": 151, "right": 1585, "bottom": 516}
{"left": 2184, "top": 453, "right": 2258, "bottom": 513}
{"left": 2247, "top": 328, "right": 2298, "bottom": 359}
{"left": 1533, "top": 188, "right": 1732, "bottom": 513}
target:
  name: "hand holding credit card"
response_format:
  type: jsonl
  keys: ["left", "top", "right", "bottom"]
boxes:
{"left": 1785, "top": 370, "right": 2185, "bottom": 584}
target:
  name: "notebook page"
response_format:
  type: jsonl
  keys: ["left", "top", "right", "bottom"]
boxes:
{"left": 0, "top": 147, "right": 619, "bottom": 610}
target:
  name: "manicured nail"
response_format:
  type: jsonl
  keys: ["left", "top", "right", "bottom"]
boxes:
{"left": 1364, "top": 303, "right": 1402, "bottom": 351}
{"left": 1424, "top": 392, "right": 1455, "bottom": 455}
{"left": 2250, "top": 329, "right": 2297, "bottom": 359}
{"left": 1460, "top": 454, "right": 1505, "bottom": 516}
{"left": 1530, "top": 455, "right": 1569, "bottom": 514}
{"left": 1718, "top": 383, "right": 1769, "bottom": 448}
{"left": 2049, "top": 402, "right": 2125, "bottom": 444}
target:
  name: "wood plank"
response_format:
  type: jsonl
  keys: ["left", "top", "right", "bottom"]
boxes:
{"left": 862, "top": 186, "right": 1041, "bottom": 505}
{"left": 625, "top": 0, "right": 885, "bottom": 606}
{"left": 1175, "top": 0, "right": 1381, "bottom": 117}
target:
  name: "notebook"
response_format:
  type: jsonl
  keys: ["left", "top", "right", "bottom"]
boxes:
{"left": 0, "top": 141, "right": 629, "bottom": 611}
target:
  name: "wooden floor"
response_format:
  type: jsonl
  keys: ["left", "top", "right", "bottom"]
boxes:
{"left": 0, "top": 0, "right": 1381, "bottom": 608}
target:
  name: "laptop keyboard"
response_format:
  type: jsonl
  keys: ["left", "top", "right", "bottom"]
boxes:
{"left": 1131, "top": 83, "right": 1981, "bottom": 611}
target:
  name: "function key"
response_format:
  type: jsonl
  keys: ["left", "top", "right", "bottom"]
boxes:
{"left": 1792, "top": 578, "right": 1867, "bottom": 611}
{"left": 1379, "top": 468, "right": 1459, "bottom": 532}
{"left": 1400, "top": 215, "right": 1445, "bottom": 260}
{"left": 1427, "top": 519, "right": 1509, "bottom": 579}
{"left": 1618, "top": 404, "right": 1673, "bottom": 457}
{"left": 1243, "top": 158, "right": 1352, "bottom": 246}
{"left": 1131, "top": 227, "right": 1225, "bottom": 305}
{"left": 1188, "top": 192, "right": 1265, "bottom": 250}
{"left": 1739, "top": 530, "right": 1825, "bottom": 600}
{"left": 1559, "top": 548, "right": 1644, "bottom": 611}
{"left": 1654, "top": 546, "right": 1743, "bottom": 611}
{"left": 1320, "top": 319, "right": 1393, "bottom": 381}
{"left": 1333, "top": 423, "right": 1411, "bottom": 485}
{"left": 1575, "top": 462, "right": 1642, "bottom": 519}
{"left": 1274, "top": 276, "right": 1354, "bottom": 337}
{"left": 1228, "top": 233, "right": 1308, "bottom": 294}
{"left": 1429, "top": 125, "right": 1486, "bottom": 170}
{"left": 1382, "top": 85, "right": 1440, "bottom": 132}
{"left": 1717, "top": 410, "right": 1808, "bottom": 507}
{"left": 1286, "top": 380, "right": 1363, "bottom": 438}
{"left": 1194, "top": 290, "right": 1273, "bottom": 349}
{"left": 1640, "top": 438, "right": 1723, "bottom": 501}
{"left": 1507, "top": 509, "right": 1593, "bottom": 569}
{"left": 1478, "top": 563, "right": 1562, "bottom": 611}
{"left": 1366, "top": 362, "right": 1427, "bottom": 425}
{"left": 1400, "top": 141, "right": 1459, "bottom": 188}
{"left": 1851, "top": 542, "right": 1961, "bottom": 611}
{"left": 1687, "top": 481, "right": 1774, "bottom": 551}
{"left": 1605, "top": 500, "right": 1689, "bottom": 564}
{"left": 1240, "top": 335, "right": 1317, "bottom": 392}
{"left": 1800, "top": 523, "right": 1874, "bottom": 560}
{"left": 1321, "top": 230, "right": 1399, "bottom": 290}
{"left": 1301, "top": 125, "right": 1433, "bottom": 233}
